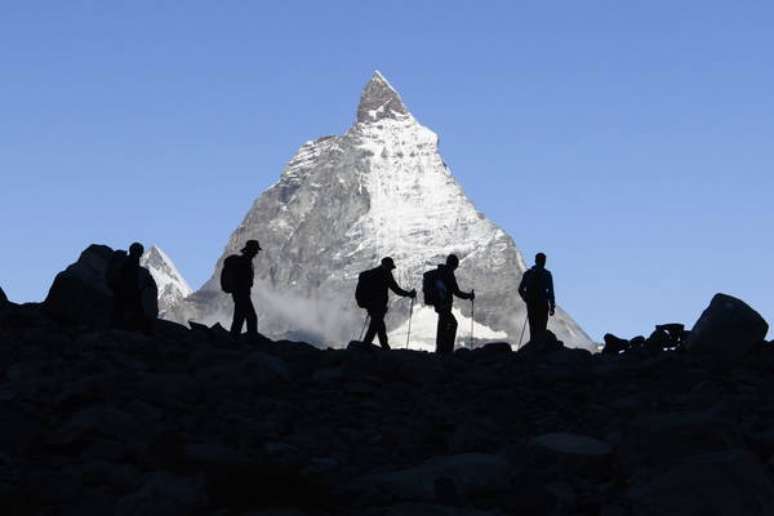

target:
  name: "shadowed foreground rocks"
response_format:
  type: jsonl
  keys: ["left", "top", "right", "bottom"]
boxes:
{"left": 0, "top": 297, "right": 773, "bottom": 515}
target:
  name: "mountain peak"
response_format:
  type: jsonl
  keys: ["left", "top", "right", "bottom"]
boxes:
{"left": 357, "top": 71, "right": 409, "bottom": 123}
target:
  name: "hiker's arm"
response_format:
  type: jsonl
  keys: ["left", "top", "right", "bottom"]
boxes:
{"left": 387, "top": 273, "right": 411, "bottom": 297}
{"left": 547, "top": 272, "right": 556, "bottom": 313}
{"left": 518, "top": 271, "right": 529, "bottom": 301}
{"left": 451, "top": 276, "right": 473, "bottom": 300}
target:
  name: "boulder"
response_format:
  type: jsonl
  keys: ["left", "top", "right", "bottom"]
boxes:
{"left": 471, "top": 341, "right": 512, "bottom": 357}
{"left": 528, "top": 432, "right": 612, "bottom": 480}
{"left": 602, "top": 333, "right": 628, "bottom": 354}
{"left": 627, "top": 450, "right": 774, "bottom": 516}
{"left": 43, "top": 244, "right": 158, "bottom": 328}
{"left": 619, "top": 405, "right": 742, "bottom": 479}
{"left": 685, "top": 293, "right": 768, "bottom": 361}
{"left": 114, "top": 472, "right": 206, "bottom": 516}
{"left": 43, "top": 245, "right": 115, "bottom": 327}
{"left": 347, "top": 453, "right": 511, "bottom": 504}
{"left": 517, "top": 330, "right": 564, "bottom": 355}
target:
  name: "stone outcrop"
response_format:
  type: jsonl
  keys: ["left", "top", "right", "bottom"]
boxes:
{"left": 0, "top": 291, "right": 771, "bottom": 514}
{"left": 43, "top": 244, "right": 158, "bottom": 328}
{"left": 686, "top": 293, "right": 769, "bottom": 361}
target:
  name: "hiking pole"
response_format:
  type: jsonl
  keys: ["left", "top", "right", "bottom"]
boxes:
{"left": 517, "top": 312, "right": 528, "bottom": 349}
{"left": 406, "top": 297, "right": 414, "bottom": 349}
{"left": 359, "top": 314, "right": 370, "bottom": 342}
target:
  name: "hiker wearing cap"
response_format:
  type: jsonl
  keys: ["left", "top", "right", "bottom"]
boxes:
{"left": 518, "top": 252, "right": 555, "bottom": 341}
{"left": 431, "top": 254, "right": 475, "bottom": 354}
{"left": 220, "top": 239, "right": 262, "bottom": 338}
{"left": 355, "top": 257, "right": 416, "bottom": 350}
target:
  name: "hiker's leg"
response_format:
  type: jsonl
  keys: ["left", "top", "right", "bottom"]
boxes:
{"left": 376, "top": 315, "right": 389, "bottom": 349}
{"left": 446, "top": 312, "right": 458, "bottom": 353}
{"left": 231, "top": 292, "right": 245, "bottom": 336}
{"left": 437, "top": 310, "right": 455, "bottom": 354}
{"left": 527, "top": 305, "right": 539, "bottom": 341}
{"left": 535, "top": 303, "right": 549, "bottom": 338}
{"left": 244, "top": 294, "right": 258, "bottom": 335}
{"left": 435, "top": 313, "right": 444, "bottom": 353}
{"left": 364, "top": 310, "right": 379, "bottom": 344}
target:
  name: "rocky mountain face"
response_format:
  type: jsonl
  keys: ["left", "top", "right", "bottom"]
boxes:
{"left": 0, "top": 290, "right": 772, "bottom": 515}
{"left": 140, "top": 245, "right": 192, "bottom": 318}
{"left": 167, "top": 72, "right": 592, "bottom": 350}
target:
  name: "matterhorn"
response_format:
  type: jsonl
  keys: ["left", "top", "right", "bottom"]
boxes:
{"left": 166, "top": 72, "right": 592, "bottom": 350}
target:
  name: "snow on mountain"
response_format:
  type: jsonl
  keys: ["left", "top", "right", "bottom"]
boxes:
{"left": 165, "top": 71, "right": 593, "bottom": 350}
{"left": 140, "top": 245, "right": 192, "bottom": 317}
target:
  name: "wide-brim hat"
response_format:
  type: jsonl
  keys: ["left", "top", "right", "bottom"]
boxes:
{"left": 242, "top": 240, "right": 262, "bottom": 253}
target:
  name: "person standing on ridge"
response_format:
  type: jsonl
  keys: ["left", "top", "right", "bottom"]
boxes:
{"left": 425, "top": 254, "right": 475, "bottom": 354}
{"left": 355, "top": 257, "right": 416, "bottom": 350}
{"left": 221, "top": 239, "right": 262, "bottom": 338}
{"left": 106, "top": 242, "right": 158, "bottom": 334}
{"left": 518, "top": 252, "right": 556, "bottom": 341}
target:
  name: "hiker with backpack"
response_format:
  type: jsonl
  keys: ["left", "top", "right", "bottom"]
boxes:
{"left": 221, "top": 239, "right": 262, "bottom": 338}
{"left": 518, "top": 252, "right": 555, "bottom": 341}
{"left": 423, "top": 254, "right": 475, "bottom": 354}
{"left": 355, "top": 257, "right": 416, "bottom": 350}
{"left": 106, "top": 242, "right": 158, "bottom": 334}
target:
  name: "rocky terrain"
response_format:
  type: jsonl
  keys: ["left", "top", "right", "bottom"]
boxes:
{"left": 1, "top": 263, "right": 773, "bottom": 515}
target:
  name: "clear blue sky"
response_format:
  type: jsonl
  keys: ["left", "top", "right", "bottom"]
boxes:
{"left": 2, "top": 1, "right": 772, "bottom": 341}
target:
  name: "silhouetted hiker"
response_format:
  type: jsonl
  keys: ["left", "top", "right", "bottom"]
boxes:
{"left": 355, "top": 257, "right": 416, "bottom": 350}
{"left": 423, "top": 254, "right": 475, "bottom": 354}
{"left": 221, "top": 240, "right": 262, "bottom": 338}
{"left": 106, "top": 242, "right": 157, "bottom": 333}
{"left": 518, "top": 252, "right": 555, "bottom": 341}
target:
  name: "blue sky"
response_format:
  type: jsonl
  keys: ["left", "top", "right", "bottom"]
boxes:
{"left": 1, "top": 1, "right": 772, "bottom": 340}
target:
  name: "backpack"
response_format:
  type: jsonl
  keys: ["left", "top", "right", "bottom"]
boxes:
{"left": 220, "top": 255, "right": 240, "bottom": 294}
{"left": 355, "top": 267, "right": 381, "bottom": 309}
{"left": 422, "top": 268, "right": 447, "bottom": 307}
{"left": 523, "top": 268, "right": 547, "bottom": 304}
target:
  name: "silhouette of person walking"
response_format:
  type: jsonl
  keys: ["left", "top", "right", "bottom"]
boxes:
{"left": 357, "top": 257, "right": 416, "bottom": 350}
{"left": 433, "top": 254, "right": 475, "bottom": 354}
{"left": 107, "top": 242, "right": 158, "bottom": 334}
{"left": 222, "top": 240, "right": 262, "bottom": 338}
{"left": 518, "top": 252, "right": 555, "bottom": 341}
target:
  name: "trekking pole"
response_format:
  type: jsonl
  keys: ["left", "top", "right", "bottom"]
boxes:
{"left": 406, "top": 297, "right": 414, "bottom": 349}
{"left": 517, "top": 312, "right": 528, "bottom": 349}
{"left": 359, "top": 314, "right": 370, "bottom": 342}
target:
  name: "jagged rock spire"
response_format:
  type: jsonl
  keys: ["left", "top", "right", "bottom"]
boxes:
{"left": 357, "top": 71, "right": 409, "bottom": 123}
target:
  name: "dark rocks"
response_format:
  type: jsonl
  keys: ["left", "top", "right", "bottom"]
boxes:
{"left": 2, "top": 295, "right": 774, "bottom": 515}
{"left": 686, "top": 293, "right": 769, "bottom": 361}
{"left": 529, "top": 433, "right": 612, "bottom": 480}
{"left": 0, "top": 286, "right": 7, "bottom": 305}
{"left": 43, "top": 244, "right": 158, "bottom": 329}
{"left": 627, "top": 450, "right": 774, "bottom": 516}
{"left": 602, "top": 333, "right": 628, "bottom": 355}
{"left": 347, "top": 453, "right": 511, "bottom": 504}
{"left": 517, "top": 330, "right": 564, "bottom": 355}
{"left": 44, "top": 244, "right": 116, "bottom": 328}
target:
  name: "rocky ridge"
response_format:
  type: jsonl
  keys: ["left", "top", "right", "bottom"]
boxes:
{"left": 1, "top": 274, "right": 772, "bottom": 514}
